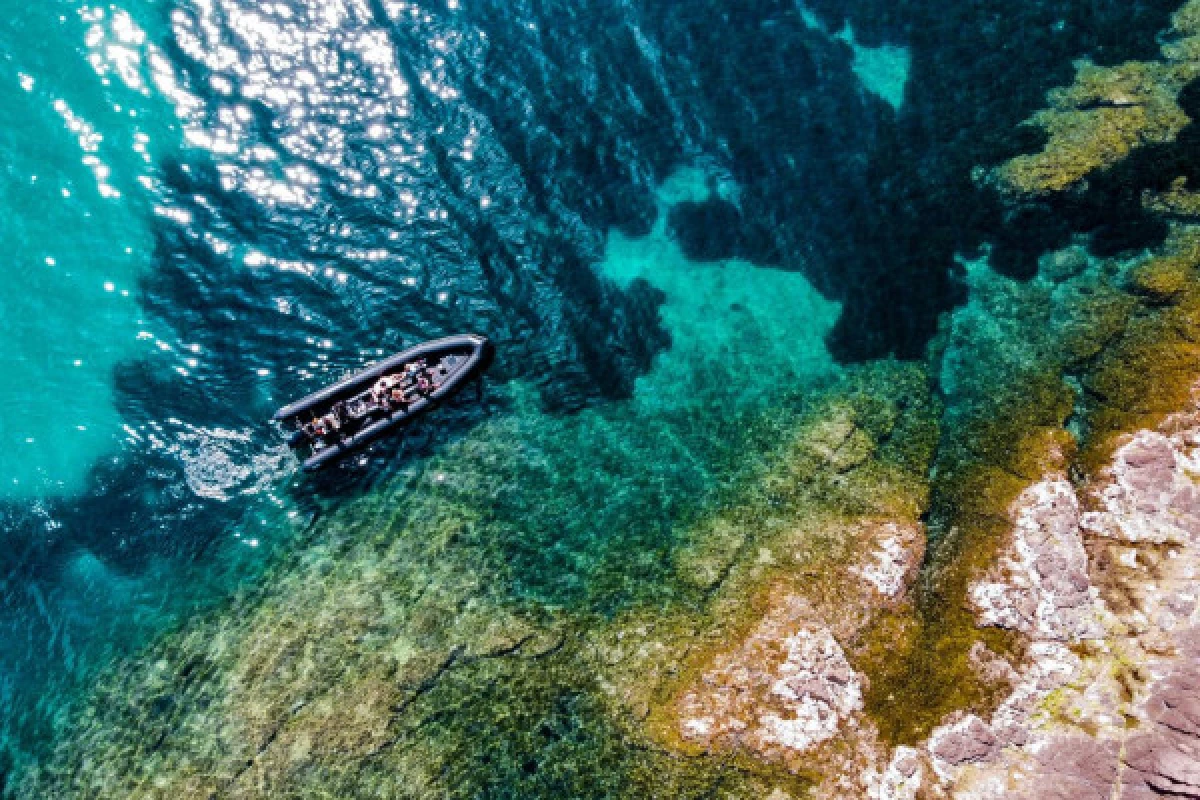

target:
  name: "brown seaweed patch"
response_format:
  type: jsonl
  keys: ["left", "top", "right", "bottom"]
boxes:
{"left": 857, "top": 379, "right": 1075, "bottom": 745}
{"left": 1142, "top": 177, "right": 1200, "bottom": 221}
{"left": 1082, "top": 223, "right": 1200, "bottom": 468}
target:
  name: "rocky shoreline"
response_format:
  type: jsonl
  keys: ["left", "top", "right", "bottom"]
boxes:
{"left": 626, "top": 404, "right": 1200, "bottom": 800}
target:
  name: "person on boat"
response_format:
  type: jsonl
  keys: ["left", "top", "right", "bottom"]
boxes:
{"left": 345, "top": 398, "right": 370, "bottom": 420}
{"left": 404, "top": 359, "right": 427, "bottom": 383}
{"left": 370, "top": 377, "right": 393, "bottom": 408}
{"left": 369, "top": 375, "right": 396, "bottom": 408}
{"left": 310, "top": 409, "right": 342, "bottom": 442}
{"left": 330, "top": 400, "right": 357, "bottom": 434}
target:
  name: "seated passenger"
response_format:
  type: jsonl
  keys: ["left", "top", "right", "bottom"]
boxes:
{"left": 369, "top": 379, "right": 390, "bottom": 406}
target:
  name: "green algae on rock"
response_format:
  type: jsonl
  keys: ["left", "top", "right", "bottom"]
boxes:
{"left": 8, "top": 356, "right": 941, "bottom": 799}
{"left": 1142, "top": 176, "right": 1200, "bottom": 221}
{"left": 988, "top": 0, "right": 1200, "bottom": 198}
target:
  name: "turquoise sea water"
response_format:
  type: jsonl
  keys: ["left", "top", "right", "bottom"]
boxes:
{"left": 0, "top": 0, "right": 1189, "bottom": 793}
{"left": 0, "top": 0, "right": 301, "bottom": 761}
{"left": 0, "top": 2, "right": 162, "bottom": 497}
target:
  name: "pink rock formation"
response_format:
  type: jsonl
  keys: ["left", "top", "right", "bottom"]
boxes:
{"left": 664, "top": 408, "right": 1200, "bottom": 799}
{"left": 929, "top": 415, "right": 1200, "bottom": 798}
{"left": 968, "top": 479, "right": 1102, "bottom": 642}
{"left": 676, "top": 593, "right": 865, "bottom": 759}
{"left": 853, "top": 522, "right": 925, "bottom": 602}
{"left": 1082, "top": 429, "right": 1200, "bottom": 545}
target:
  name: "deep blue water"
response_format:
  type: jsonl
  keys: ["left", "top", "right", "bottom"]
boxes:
{"left": 0, "top": 0, "right": 1185, "bottom": 785}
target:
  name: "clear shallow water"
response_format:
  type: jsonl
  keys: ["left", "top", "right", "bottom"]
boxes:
{"left": 0, "top": 0, "right": 1189, "bottom": 792}
{"left": 601, "top": 168, "right": 841, "bottom": 411}
{"left": 0, "top": 1, "right": 169, "bottom": 497}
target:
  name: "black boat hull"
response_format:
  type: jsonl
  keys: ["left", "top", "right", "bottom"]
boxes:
{"left": 273, "top": 334, "right": 494, "bottom": 471}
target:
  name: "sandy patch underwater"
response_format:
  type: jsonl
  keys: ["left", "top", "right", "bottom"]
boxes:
{"left": 600, "top": 168, "right": 843, "bottom": 412}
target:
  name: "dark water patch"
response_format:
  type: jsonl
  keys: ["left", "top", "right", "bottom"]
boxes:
{"left": 455, "top": 0, "right": 683, "bottom": 237}
{"left": 158, "top": 0, "right": 672, "bottom": 413}
{"left": 645, "top": 0, "right": 892, "bottom": 277}
{"left": 798, "top": 0, "right": 1182, "bottom": 359}
{"left": 462, "top": 0, "right": 906, "bottom": 350}
{"left": 666, "top": 198, "right": 747, "bottom": 262}
{"left": 988, "top": 204, "right": 1076, "bottom": 280}
{"left": 1173, "top": 75, "right": 1200, "bottom": 170}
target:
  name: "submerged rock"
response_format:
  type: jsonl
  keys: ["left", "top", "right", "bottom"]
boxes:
{"left": 675, "top": 594, "right": 864, "bottom": 760}
{"left": 990, "top": 0, "right": 1200, "bottom": 197}
{"left": 7, "top": 361, "right": 939, "bottom": 799}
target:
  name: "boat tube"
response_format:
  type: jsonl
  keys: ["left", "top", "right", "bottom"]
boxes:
{"left": 272, "top": 333, "right": 495, "bottom": 471}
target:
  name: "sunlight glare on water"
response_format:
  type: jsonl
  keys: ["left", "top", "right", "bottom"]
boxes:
{"left": 0, "top": 1, "right": 179, "bottom": 498}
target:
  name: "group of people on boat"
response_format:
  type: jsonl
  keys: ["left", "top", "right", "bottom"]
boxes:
{"left": 304, "top": 359, "right": 443, "bottom": 444}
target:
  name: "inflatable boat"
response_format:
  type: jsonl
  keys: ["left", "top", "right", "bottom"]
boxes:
{"left": 273, "top": 333, "right": 495, "bottom": 471}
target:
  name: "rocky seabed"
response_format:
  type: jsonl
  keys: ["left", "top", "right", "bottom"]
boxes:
{"left": 689, "top": 400, "right": 1200, "bottom": 799}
